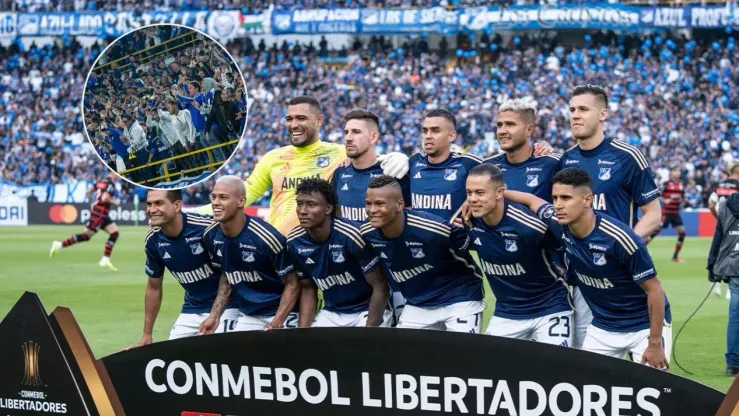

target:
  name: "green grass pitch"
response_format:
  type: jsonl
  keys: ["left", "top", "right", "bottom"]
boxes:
{"left": 0, "top": 226, "right": 734, "bottom": 392}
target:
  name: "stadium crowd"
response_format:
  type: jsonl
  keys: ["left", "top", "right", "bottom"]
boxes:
{"left": 1, "top": 29, "right": 737, "bottom": 205}
{"left": 3, "top": 0, "right": 586, "bottom": 12}
{"left": 84, "top": 25, "right": 246, "bottom": 187}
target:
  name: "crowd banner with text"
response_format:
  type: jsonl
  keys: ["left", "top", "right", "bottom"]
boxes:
{"left": 0, "top": 292, "right": 734, "bottom": 416}
{"left": 0, "top": 4, "right": 736, "bottom": 40}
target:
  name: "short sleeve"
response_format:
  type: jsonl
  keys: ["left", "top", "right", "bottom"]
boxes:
{"left": 612, "top": 228, "right": 658, "bottom": 284}
{"left": 144, "top": 240, "right": 164, "bottom": 278}
{"left": 273, "top": 246, "right": 295, "bottom": 278}
{"left": 630, "top": 163, "right": 660, "bottom": 207}
{"left": 202, "top": 228, "right": 221, "bottom": 271}
{"left": 286, "top": 244, "right": 307, "bottom": 279}
{"left": 449, "top": 223, "right": 472, "bottom": 253}
{"left": 536, "top": 204, "right": 565, "bottom": 244}
{"left": 347, "top": 237, "right": 380, "bottom": 276}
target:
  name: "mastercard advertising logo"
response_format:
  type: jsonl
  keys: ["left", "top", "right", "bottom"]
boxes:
{"left": 48, "top": 204, "right": 79, "bottom": 224}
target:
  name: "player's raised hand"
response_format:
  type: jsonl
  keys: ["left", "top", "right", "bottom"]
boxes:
{"left": 121, "top": 334, "right": 153, "bottom": 351}
{"left": 641, "top": 344, "right": 669, "bottom": 370}
{"left": 533, "top": 141, "right": 554, "bottom": 157}
{"left": 198, "top": 314, "right": 219, "bottom": 335}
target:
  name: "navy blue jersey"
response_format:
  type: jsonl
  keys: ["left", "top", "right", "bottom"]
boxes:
{"left": 202, "top": 214, "right": 295, "bottom": 316}
{"left": 332, "top": 162, "right": 412, "bottom": 222}
{"left": 360, "top": 210, "right": 484, "bottom": 307}
{"left": 287, "top": 217, "right": 381, "bottom": 313}
{"left": 558, "top": 138, "right": 660, "bottom": 227}
{"left": 144, "top": 213, "right": 237, "bottom": 314}
{"left": 485, "top": 152, "right": 562, "bottom": 202}
{"left": 468, "top": 201, "right": 571, "bottom": 319}
{"left": 408, "top": 152, "right": 482, "bottom": 221}
{"left": 536, "top": 204, "right": 672, "bottom": 332}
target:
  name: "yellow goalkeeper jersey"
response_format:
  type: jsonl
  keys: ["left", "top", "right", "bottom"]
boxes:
{"left": 198, "top": 141, "right": 346, "bottom": 235}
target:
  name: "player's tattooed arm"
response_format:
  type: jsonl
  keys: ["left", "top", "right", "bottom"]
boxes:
{"left": 269, "top": 272, "right": 301, "bottom": 330}
{"left": 364, "top": 268, "right": 390, "bottom": 327}
{"left": 298, "top": 279, "right": 317, "bottom": 328}
{"left": 639, "top": 277, "right": 668, "bottom": 370}
{"left": 503, "top": 190, "right": 548, "bottom": 213}
{"left": 633, "top": 199, "right": 661, "bottom": 239}
{"left": 199, "top": 274, "right": 231, "bottom": 335}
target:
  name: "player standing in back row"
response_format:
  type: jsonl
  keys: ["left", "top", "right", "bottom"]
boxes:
{"left": 408, "top": 110, "right": 483, "bottom": 221}
{"left": 645, "top": 167, "right": 687, "bottom": 263}
{"left": 331, "top": 108, "right": 411, "bottom": 324}
{"left": 485, "top": 99, "right": 561, "bottom": 202}
{"left": 50, "top": 171, "right": 122, "bottom": 271}
{"left": 196, "top": 96, "right": 409, "bottom": 236}
{"left": 558, "top": 84, "right": 662, "bottom": 349}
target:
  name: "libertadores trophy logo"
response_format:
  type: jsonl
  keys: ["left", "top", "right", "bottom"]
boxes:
{"left": 21, "top": 340, "right": 43, "bottom": 387}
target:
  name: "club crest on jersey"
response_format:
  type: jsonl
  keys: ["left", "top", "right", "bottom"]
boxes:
{"left": 444, "top": 169, "right": 457, "bottom": 181}
{"left": 505, "top": 239, "right": 518, "bottom": 252}
{"left": 242, "top": 251, "right": 255, "bottom": 263}
{"left": 411, "top": 248, "right": 425, "bottom": 259}
{"left": 332, "top": 250, "right": 345, "bottom": 263}
{"left": 593, "top": 252, "right": 607, "bottom": 266}
{"left": 190, "top": 243, "right": 204, "bottom": 255}
{"left": 526, "top": 175, "right": 539, "bottom": 187}
{"left": 316, "top": 156, "right": 330, "bottom": 168}
{"left": 598, "top": 168, "right": 611, "bottom": 181}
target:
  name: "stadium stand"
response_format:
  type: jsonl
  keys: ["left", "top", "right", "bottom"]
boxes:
{"left": 84, "top": 25, "right": 246, "bottom": 187}
{"left": 2, "top": 0, "right": 592, "bottom": 12}
{"left": 0, "top": 26, "right": 737, "bottom": 204}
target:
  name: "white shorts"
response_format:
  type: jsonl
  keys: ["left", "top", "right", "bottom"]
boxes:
{"left": 583, "top": 324, "right": 673, "bottom": 366}
{"left": 234, "top": 311, "right": 300, "bottom": 332}
{"left": 312, "top": 309, "right": 393, "bottom": 328}
{"left": 485, "top": 310, "right": 574, "bottom": 347}
{"left": 572, "top": 286, "right": 592, "bottom": 349}
{"left": 168, "top": 308, "right": 240, "bottom": 340}
{"left": 397, "top": 300, "right": 485, "bottom": 333}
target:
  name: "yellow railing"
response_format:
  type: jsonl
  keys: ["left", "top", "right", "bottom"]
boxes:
{"left": 94, "top": 32, "right": 200, "bottom": 72}
{"left": 119, "top": 138, "right": 240, "bottom": 185}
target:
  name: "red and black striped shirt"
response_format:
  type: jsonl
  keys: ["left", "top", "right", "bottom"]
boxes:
{"left": 92, "top": 178, "right": 116, "bottom": 214}
{"left": 714, "top": 178, "right": 739, "bottom": 198}
{"left": 661, "top": 180, "right": 684, "bottom": 214}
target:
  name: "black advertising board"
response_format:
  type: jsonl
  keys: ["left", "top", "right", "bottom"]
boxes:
{"left": 0, "top": 292, "right": 732, "bottom": 416}
{"left": 102, "top": 328, "right": 726, "bottom": 416}
{"left": 26, "top": 201, "right": 146, "bottom": 226}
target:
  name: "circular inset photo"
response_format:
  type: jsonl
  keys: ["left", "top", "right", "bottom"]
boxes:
{"left": 82, "top": 24, "right": 248, "bottom": 189}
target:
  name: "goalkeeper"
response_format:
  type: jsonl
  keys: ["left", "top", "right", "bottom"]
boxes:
{"left": 196, "top": 96, "right": 409, "bottom": 236}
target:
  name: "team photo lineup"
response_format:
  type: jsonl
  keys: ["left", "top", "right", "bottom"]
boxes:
{"left": 99, "top": 86, "right": 728, "bottom": 374}
{"left": 0, "top": 0, "right": 738, "bottom": 403}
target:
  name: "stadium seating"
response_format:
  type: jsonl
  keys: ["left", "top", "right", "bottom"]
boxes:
{"left": 0, "top": 27, "right": 737, "bottom": 205}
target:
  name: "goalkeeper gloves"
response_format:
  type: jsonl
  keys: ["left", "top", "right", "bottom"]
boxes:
{"left": 377, "top": 152, "right": 409, "bottom": 179}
